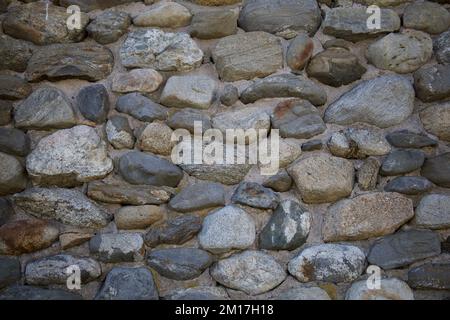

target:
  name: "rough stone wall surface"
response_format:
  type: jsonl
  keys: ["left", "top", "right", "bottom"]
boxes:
{"left": 0, "top": 0, "right": 449, "bottom": 300}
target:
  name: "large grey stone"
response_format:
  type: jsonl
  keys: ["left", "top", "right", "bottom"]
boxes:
{"left": 181, "top": 163, "right": 252, "bottom": 185}
{"left": 87, "top": 10, "right": 131, "bottom": 45}
{"left": 385, "top": 130, "right": 437, "bottom": 149}
{"left": 414, "top": 64, "right": 450, "bottom": 103}
{"left": 403, "top": 1, "right": 450, "bottom": 35}
{"left": 105, "top": 116, "right": 135, "bottom": 149}
{"left": 169, "top": 182, "right": 225, "bottom": 213}
{"left": 231, "top": 182, "right": 280, "bottom": 210}
{"left": 286, "top": 33, "right": 314, "bottom": 73}
{"left": 190, "top": 9, "right": 238, "bottom": 39}
{"left": 0, "top": 285, "right": 81, "bottom": 300}
{"left": 380, "top": 149, "right": 425, "bottom": 176}
{"left": 77, "top": 84, "right": 109, "bottom": 124}
{"left": 0, "top": 34, "right": 34, "bottom": 72}
{"left": 167, "top": 109, "right": 211, "bottom": 134}
{"left": 89, "top": 233, "right": 144, "bottom": 263}
{"left": 434, "top": 30, "right": 450, "bottom": 65}
{"left": 420, "top": 102, "right": 450, "bottom": 142}
{"left": 112, "top": 69, "right": 163, "bottom": 94}
{"left": 414, "top": 194, "right": 450, "bottom": 229}
{"left": 346, "top": 278, "right": 414, "bottom": 300}
{"left": 384, "top": 176, "right": 433, "bottom": 195}
{"left": 116, "top": 93, "right": 168, "bottom": 122}
{"left": 421, "top": 152, "right": 450, "bottom": 187}
{"left": 0, "top": 128, "right": 30, "bottom": 157}
{"left": 408, "top": 263, "right": 450, "bottom": 290}
{"left": 166, "top": 286, "right": 229, "bottom": 300}
{"left": 0, "top": 152, "right": 27, "bottom": 196}
{"left": 0, "top": 75, "right": 31, "bottom": 100}
{"left": 0, "top": 257, "right": 20, "bottom": 289}
{"left": 276, "top": 286, "right": 331, "bottom": 300}
{"left": 133, "top": 2, "right": 192, "bottom": 28}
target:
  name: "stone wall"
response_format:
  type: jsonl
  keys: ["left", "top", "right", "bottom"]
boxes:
{"left": 0, "top": 0, "right": 449, "bottom": 300}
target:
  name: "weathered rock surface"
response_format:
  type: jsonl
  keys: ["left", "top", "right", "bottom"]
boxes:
{"left": 414, "top": 194, "right": 450, "bottom": 229}
{"left": 434, "top": 31, "right": 450, "bottom": 65}
{"left": 181, "top": 163, "right": 252, "bottom": 185}
{"left": 89, "top": 233, "right": 144, "bottom": 263}
{"left": 166, "top": 286, "right": 229, "bottom": 300}
{"left": 414, "top": 64, "right": 450, "bottom": 103}
{"left": 144, "top": 215, "right": 202, "bottom": 247}
{"left": 0, "top": 128, "right": 30, "bottom": 157}
{"left": 421, "top": 153, "right": 450, "bottom": 187}
{"left": 0, "top": 152, "right": 27, "bottom": 196}
{"left": 137, "top": 122, "right": 174, "bottom": 156}
{"left": 346, "top": 278, "right": 414, "bottom": 300}
{"left": 116, "top": 93, "right": 168, "bottom": 122}
{"left": 0, "top": 75, "right": 31, "bottom": 100}
{"left": 0, "top": 35, "right": 34, "bottom": 72}
{"left": 286, "top": 33, "right": 314, "bottom": 73}
{"left": 0, "top": 101, "right": 12, "bottom": 125}
{"left": 77, "top": 84, "right": 109, "bottom": 124}
{"left": 106, "top": 116, "right": 135, "bottom": 149}
{"left": 112, "top": 69, "right": 163, "bottom": 94}
{"left": 87, "top": 10, "right": 131, "bottom": 44}
{"left": 262, "top": 169, "right": 293, "bottom": 192}
{"left": 276, "top": 286, "right": 331, "bottom": 300}
{"left": 231, "top": 182, "right": 280, "bottom": 210}
{"left": 386, "top": 130, "right": 438, "bottom": 148}
{"left": 134, "top": 2, "right": 192, "bottom": 28}
{"left": 167, "top": 109, "right": 211, "bottom": 133}
{"left": 190, "top": 9, "right": 237, "bottom": 39}
{"left": 0, "top": 199, "right": 13, "bottom": 227}
{"left": 169, "top": 182, "right": 225, "bottom": 213}
{"left": 420, "top": 102, "right": 450, "bottom": 142}
{"left": 380, "top": 150, "right": 425, "bottom": 176}
{"left": 403, "top": 1, "right": 450, "bottom": 34}
{"left": 408, "top": 263, "right": 450, "bottom": 290}
{"left": 60, "top": 0, "right": 138, "bottom": 11}
{"left": 0, "top": 285, "right": 81, "bottom": 300}
{"left": 0, "top": 257, "right": 20, "bottom": 289}
{"left": 384, "top": 176, "right": 433, "bottom": 195}
{"left": 357, "top": 157, "right": 380, "bottom": 190}
{"left": 115, "top": 205, "right": 164, "bottom": 230}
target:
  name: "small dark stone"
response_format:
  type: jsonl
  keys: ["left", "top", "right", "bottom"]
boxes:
{"left": 434, "top": 30, "right": 450, "bottom": 65}
{"left": 0, "top": 100, "right": 13, "bottom": 125}
{"left": 167, "top": 108, "right": 211, "bottom": 134}
{"left": 169, "top": 182, "right": 225, "bottom": 212}
{"left": 442, "top": 237, "right": 450, "bottom": 253}
{"left": 220, "top": 84, "right": 239, "bottom": 106}
{"left": 421, "top": 152, "right": 450, "bottom": 188}
{"left": 262, "top": 169, "right": 293, "bottom": 192}
{"left": 0, "top": 198, "right": 14, "bottom": 226}
{"left": 386, "top": 130, "right": 438, "bottom": 148}
{"left": 0, "top": 285, "right": 82, "bottom": 300}
{"left": 414, "top": 64, "right": 450, "bottom": 102}
{"left": 231, "top": 182, "right": 280, "bottom": 209}
{"left": 116, "top": 93, "right": 168, "bottom": 122}
{"left": 87, "top": 11, "right": 131, "bottom": 45}
{"left": 384, "top": 176, "right": 433, "bottom": 195}
{"left": 408, "top": 263, "right": 450, "bottom": 290}
{"left": 302, "top": 139, "right": 323, "bottom": 151}
{"left": 77, "top": 84, "right": 109, "bottom": 124}
{"left": 380, "top": 149, "right": 425, "bottom": 176}
{"left": 0, "top": 128, "right": 30, "bottom": 157}
{"left": 0, "top": 75, "right": 31, "bottom": 100}
{"left": 0, "top": 256, "right": 20, "bottom": 289}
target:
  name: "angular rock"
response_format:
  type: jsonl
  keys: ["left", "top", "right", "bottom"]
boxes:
{"left": 380, "top": 150, "right": 425, "bottom": 176}
{"left": 14, "top": 187, "right": 111, "bottom": 229}
{"left": 211, "top": 250, "right": 286, "bottom": 295}
{"left": 26, "top": 43, "right": 114, "bottom": 82}
{"left": 95, "top": 267, "right": 158, "bottom": 300}
{"left": 120, "top": 29, "right": 203, "bottom": 72}
{"left": 160, "top": 75, "right": 217, "bottom": 109}
{"left": 262, "top": 169, "right": 293, "bottom": 192}
{"left": 0, "top": 75, "right": 31, "bottom": 100}
{"left": 366, "top": 31, "right": 433, "bottom": 74}
{"left": 134, "top": 2, "right": 191, "bottom": 28}
{"left": 238, "top": 0, "right": 321, "bottom": 38}
{"left": 0, "top": 34, "right": 34, "bottom": 72}
{"left": 112, "top": 69, "right": 163, "bottom": 94}
{"left": 288, "top": 244, "right": 366, "bottom": 283}
{"left": 166, "top": 286, "right": 229, "bottom": 300}
{"left": 219, "top": 84, "right": 239, "bottom": 107}
{"left": 386, "top": 130, "right": 438, "bottom": 148}
{"left": 87, "top": 10, "right": 131, "bottom": 45}
{"left": 212, "top": 32, "right": 283, "bottom": 82}
{"left": 434, "top": 30, "right": 450, "bottom": 65}
{"left": 231, "top": 182, "right": 280, "bottom": 210}
{"left": 286, "top": 33, "right": 314, "bottom": 73}
{"left": 414, "top": 194, "right": 450, "bottom": 229}
{"left": 323, "top": 192, "right": 414, "bottom": 242}
{"left": 0, "top": 128, "right": 30, "bottom": 157}
{"left": 421, "top": 152, "right": 450, "bottom": 187}
{"left": 116, "top": 93, "right": 168, "bottom": 122}
{"left": 420, "top": 102, "right": 450, "bottom": 142}
{"left": 0, "top": 152, "right": 27, "bottom": 196}
{"left": 167, "top": 109, "right": 211, "bottom": 133}
{"left": 198, "top": 205, "right": 256, "bottom": 253}
{"left": 408, "top": 263, "right": 450, "bottom": 290}
{"left": 288, "top": 154, "right": 354, "bottom": 204}
{"left": 169, "top": 182, "right": 225, "bottom": 213}
{"left": 118, "top": 151, "right": 183, "bottom": 187}
{"left": 357, "top": 157, "right": 380, "bottom": 191}
{"left": 26, "top": 125, "right": 113, "bottom": 187}
{"left": 0, "top": 257, "right": 20, "bottom": 289}
{"left": 259, "top": 200, "right": 311, "bottom": 250}
{"left": 414, "top": 64, "right": 450, "bottom": 103}
{"left": 25, "top": 254, "right": 101, "bottom": 285}
{"left": 105, "top": 116, "right": 135, "bottom": 149}
{"left": 384, "top": 177, "right": 433, "bottom": 195}
{"left": 346, "top": 278, "right": 414, "bottom": 300}
{"left": 240, "top": 74, "right": 327, "bottom": 106}
{"left": 0, "top": 285, "right": 81, "bottom": 300}
{"left": 190, "top": 9, "right": 237, "bottom": 39}
{"left": 89, "top": 233, "right": 144, "bottom": 263}
{"left": 324, "top": 75, "right": 415, "bottom": 128}
{"left": 403, "top": 1, "right": 450, "bottom": 35}
{"left": 115, "top": 205, "right": 164, "bottom": 230}
{"left": 147, "top": 248, "right": 213, "bottom": 280}
{"left": 77, "top": 84, "right": 109, "bottom": 124}
{"left": 137, "top": 122, "right": 174, "bottom": 156}
{"left": 0, "top": 100, "right": 12, "bottom": 125}
{"left": 276, "top": 286, "right": 331, "bottom": 300}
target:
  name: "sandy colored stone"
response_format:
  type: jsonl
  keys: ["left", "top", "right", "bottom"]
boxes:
{"left": 115, "top": 205, "right": 164, "bottom": 230}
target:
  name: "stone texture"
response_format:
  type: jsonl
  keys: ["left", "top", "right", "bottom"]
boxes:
{"left": 77, "top": 84, "right": 109, "bottom": 124}
{"left": 357, "top": 157, "right": 380, "bottom": 191}
{"left": 420, "top": 102, "right": 450, "bottom": 142}
{"left": 259, "top": 200, "right": 311, "bottom": 250}
{"left": 181, "top": 163, "right": 252, "bottom": 185}
{"left": 286, "top": 33, "right": 314, "bottom": 73}
{"left": 166, "top": 286, "right": 229, "bottom": 300}
{"left": 220, "top": 85, "right": 239, "bottom": 107}
{"left": 96, "top": 267, "right": 158, "bottom": 300}
{"left": 0, "top": 75, "right": 31, "bottom": 100}
{"left": 323, "top": 192, "right": 414, "bottom": 242}
{"left": 231, "top": 182, "right": 279, "bottom": 210}
{"left": 301, "top": 139, "right": 322, "bottom": 151}
{"left": 120, "top": 29, "right": 203, "bottom": 71}
{"left": 262, "top": 169, "right": 293, "bottom": 192}
{"left": 414, "top": 64, "right": 450, "bottom": 103}
{"left": 187, "top": 0, "right": 240, "bottom": 4}
{"left": 87, "top": 10, "right": 131, "bottom": 44}
{"left": 276, "top": 286, "right": 331, "bottom": 300}
{"left": 414, "top": 194, "right": 450, "bottom": 229}
{"left": 238, "top": 0, "right": 321, "bottom": 38}
{"left": 403, "top": 1, "right": 450, "bottom": 34}
{"left": 346, "top": 278, "right": 414, "bottom": 300}
{"left": 212, "top": 32, "right": 283, "bottom": 82}
{"left": 367, "top": 229, "right": 441, "bottom": 269}
{"left": 137, "top": 122, "right": 174, "bottom": 156}
{"left": 408, "top": 263, "right": 450, "bottom": 290}
{"left": 380, "top": 150, "right": 425, "bottom": 176}
{"left": 112, "top": 69, "right": 163, "bottom": 94}
{"left": 386, "top": 130, "right": 438, "bottom": 149}
{"left": 0, "top": 34, "right": 34, "bottom": 72}
{"left": 0, "top": 101, "right": 12, "bottom": 125}
{"left": 0, "top": 257, "right": 20, "bottom": 289}
{"left": 106, "top": 116, "right": 135, "bottom": 149}
{"left": 167, "top": 109, "right": 211, "bottom": 133}
{"left": 0, "top": 152, "right": 27, "bottom": 196}
{"left": 0, "top": 128, "right": 30, "bottom": 157}
{"left": 434, "top": 30, "right": 450, "bottom": 65}
{"left": 147, "top": 248, "right": 213, "bottom": 280}
{"left": 26, "top": 43, "right": 114, "bottom": 82}
{"left": 26, "top": 125, "right": 113, "bottom": 187}
{"left": 421, "top": 152, "right": 450, "bottom": 187}
{"left": 324, "top": 75, "right": 415, "bottom": 128}
{"left": 190, "top": 9, "right": 237, "bottom": 39}
{"left": 115, "top": 205, "right": 164, "bottom": 230}
{"left": 116, "top": 93, "right": 168, "bottom": 122}
{"left": 89, "top": 233, "right": 144, "bottom": 263}
{"left": 210, "top": 251, "right": 286, "bottom": 295}
{"left": 0, "top": 198, "right": 13, "bottom": 227}
{"left": 288, "top": 244, "right": 366, "bottom": 283}
{"left": 198, "top": 205, "right": 256, "bottom": 254}
{"left": 14, "top": 187, "right": 111, "bottom": 229}
{"left": 0, "top": 285, "right": 81, "bottom": 300}
{"left": 134, "top": 2, "right": 191, "bottom": 28}
{"left": 60, "top": 0, "right": 138, "bottom": 11}
{"left": 59, "top": 231, "right": 92, "bottom": 250}
{"left": 366, "top": 31, "right": 433, "bottom": 74}
{"left": 288, "top": 154, "right": 354, "bottom": 204}
{"left": 169, "top": 182, "right": 225, "bottom": 213}
{"left": 384, "top": 176, "right": 433, "bottom": 195}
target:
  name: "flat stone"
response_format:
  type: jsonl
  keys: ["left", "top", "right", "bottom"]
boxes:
{"left": 87, "top": 181, "right": 173, "bottom": 205}
{"left": 87, "top": 10, "right": 131, "bottom": 45}
{"left": 238, "top": 0, "right": 321, "bottom": 38}
{"left": 25, "top": 254, "right": 101, "bottom": 285}
{"left": 120, "top": 29, "right": 203, "bottom": 72}
{"left": 414, "top": 194, "right": 450, "bottom": 229}
{"left": 262, "top": 169, "right": 293, "bottom": 192}
{"left": 112, "top": 69, "right": 163, "bottom": 94}
{"left": 89, "top": 233, "right": 144, "bottom": 263}
{"left": 160, "top": 75, "right": 217, "bottom": 109}
{"left": 0, "top": 219, "right": 59, "bottom": 255}
{"left": 116, "top": 93, "right": 168, "bottom": 122}
{"left": 105, "top": 116, "right": 135, "bottom": 149}
{"left": 420, "top": 102, "right": 450, "bottom": 142}
{"left": 181, "top": 163, "right": 252, "bottom": 185}
{"left": 198, "top": 205, "right": 256, "bottom": 254}
{"left": 190, "top": 9, "right": 237, "bottom": 39}
{"left": 115, "top": 205, "right": 164, "bottom": 230}
{"left": 0, "top": 257, "right": 20, "bottom": 289}
{"left": 288, "top": 154, "right": 354, "bottom": 204}
{"left": 366, "top": 31, "right": 433, "bottom": 74}
{"left": 59, "top": 231, "right": 92, "bottom": 250}
{"left": 14, "top": 187, "right": 111, "bottom": 229}
{"left": 384, "top": 176, "right": 433, "bottom": 195}
{"left": 322, "top": 7, "right": 400, "bottom": 42}
{"left": 301, "top": 139, "right": 322, "bottom": 151}
{"left": 212, "top": 32, "right": 283, "bottom": 82}
{"left": 165, "top": 286, "right": 229, "bottom": 300}
{"left": 357, "top": 157, "right": 380, "bottom": 191}
{"left": 0, "top": 100, "right": 13, "bottom": 125}
{"left": 271, "top": 99, "right": 326, "bottom": 139}
{"left": 421, "top": 152, "right": 450, "bottom": 187}
{"left": 408, "top": 263, "right": 450, "bottom": 290}
{"left": 324, "top": 75, "right": 415, "bottom": 128}
{"left": 0, "top": 34, "right": 34, "bottom": 72}
{"left": 286, "top": 33, "right": 314, "bottom": 73}
{"left": 0, "top": 152, "right": 27, "bottom": 196}
{"left": 26, "top": 42, "right": 114, "bottom": 82}
{"left": 167, "top": 109, "right": 211, "bottom": 133}
{"left": 134, "top": 2, "right": 191, "bottom": 28}
{"left": 0, "top": 128, "right": 30, "bottom": 157}
{"left": 26, "top": 125, "right": 113, "bottom": 187}
{"left": 211, "top": 250, "right": 286, "bottom": 295}
{"left": 147, "top": 248, "right": 213, "bottom": 280}
{"left": 414, "top": 64, "right": 450, "bottom": 103}
{"left": 95, "top": 267, "right": 158, "bottom": 300}
{"left": 169, "top": 182, "right": 225, "bottom": 213}
{"left": 3, "top": 2, "right": 88, "bottom": 45}
{"left": 259, "top": 200, "right": 311, "bottom": 250}
{"left": 231, "top": 182, "right": 280, "bottom": 209}
{"left": 15, "top": 87, "right": 76, "bottom": 130}
{"left": 240, "top": 74, "right": 327, "bottom": 106}
{"left": 386, "top": 130, "right": 438, "bottom": 148}
{"left": 276, "top": 286, "right": 331, "bottom": 300}
{"left": 118, "top": 151, "right": 183, "bottom": 187}
{"left": 0, "top": 285, "right": 81, "bottom": 300}
{"left": 0, "top": 75, "right": 31, "bottom": 100}
{"left": 220, "top": 84, "right": 239, "bottom": 107}
{"left": 77, "top": 84, "right": 109, "bottom": 124}
{"left": 306, "top": 47, "right": 366, "bottom": 87}
{"left": 144, "top": 214, "right": 202, "bottom": 247}
{"left": 323, "top": 192, "right": 414, "bottom": 242}
{"left": 380, "top": 149, "right": 425, "bottom": 176}
{"left": 288, "top": 244, "right": 366, "bottom": 283}
{"left": 137, "top": 122, "right": 174, "bottom": 156}
{"left": 434, "top": 30, "right": 450, "bottom": 65}
{"left": 346, "top": 278, "right": 414, "bottom": 300}
{"left": 0, "top": 198, "right": 13, "bottom": 227}
{"left": 403, "top": 1, "right": 450, "bottom": 34}
{"left": 323, "top": 39, "right": 353, "bottom": 50}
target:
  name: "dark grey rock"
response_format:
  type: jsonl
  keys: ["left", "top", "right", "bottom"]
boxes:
{"left": 87, "top": 11, "right": 131, "bottom": 45}
{"left": 286, "top": 33, "right": 314, "bottom": 73}
{"left": 0, "top": 34, "right": 34, "bottom": 72}
{"left": 434, "top": 30, "right": 450, "bottom": 65}
{"left": 0, "top": 198, "right": 14, "bottom": 226}
{"left": 368, "top": 230, "right": 441, "bottom": 269}
{"left": 414, "top": 64, "right": 450, "bottom": 102}
{"left": 77, "top": 84, "right": 109, "bottom": 124}
{"left": 262, "top": 169, "right": 293, "bottom": 192}
{"left": 0, "top": 75, "right": 31, "bottom": 100}
{"left": 415, "top": 194, "right": 450, "bottom": 230}
{"left": 408, "top": 263, "right": 450, "bottom": 290}
{"left": 147, "top": 248, "right": 213, "bottom": 280}
{"left": 301, "top": 139, "right": 322, "bottom": 151}
{"left": 167, "top": 108, "right": 211, "bottom": 134}
{"left": 144, "top": 214, "right": 202, "bottom": 247}
{"left": 0, "top": 100, "right": 13, "bottom": 125}
{"left": 190, "top": 9, "right": 237, "bottom": 39}
{"left": 384, "top": 176, "right": 433, "bottom": 195}
{"left": 0, "top": 152, "right": 27, "bottom": 196}
{"left": 169, "top": 182, "right": 225, "bottom": 212}
{"left": 0, "top": 285, "right": 82, "bottom": 300}
{"left": 220, "top": 84, "right": 239, "bottom": 106}
{"left": 89, "top": 233, "right": 144, "bottom": 263}
{"left": 421, "top": 152, "right": 450, "bottom": 187}
{"left": 116, "top": 93, "right": 168, "bottom": 122}
{"left": 403, "top": 1, "right": 450, "bottom": 35}
{"left": 0, "top": 128, "right": 30, "bottom": 157}
{"left": 105, "top": 115, "right": 135, "bottom": 149}
{"left": 386, "top": 130, "right": 438, "bottom": 148}
{"left": 95, "top": 267, "right": 158, "bottom": 300}
{"left": 231, "top": 182, "right": 280, "bottom": 210}
{"left": 165, "top": 286, "right": 229, "bottom": 300}
{"left": 0, "top": 257, "right": 20, "bottom": 289}
{"left": 118, "top": 151, "right": 183, "bottom": 187}
{"left": 259, "top": 200, "right": 311, "bottom": 250}
{"left": 380, "top": 150, "right": 425, "bottom": 176}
